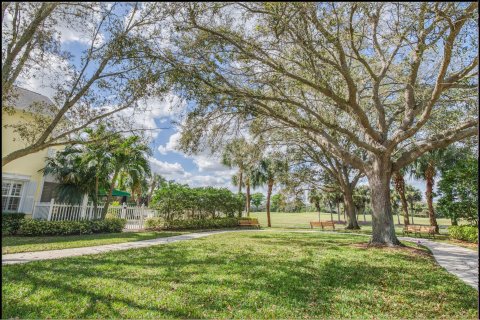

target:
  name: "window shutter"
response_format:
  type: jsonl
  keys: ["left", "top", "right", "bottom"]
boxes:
{"left": 19, "top": 181, "right": 37, "bottom": 214}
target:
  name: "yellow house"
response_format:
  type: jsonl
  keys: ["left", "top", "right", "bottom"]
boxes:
{"left": 2, "top": 87, "right": 64, "bottom": 217}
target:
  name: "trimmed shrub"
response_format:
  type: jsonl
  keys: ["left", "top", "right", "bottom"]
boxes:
{"left": 161, "top": 217, "right": 240, "bottom": 230}
{"left": 19, "top": 218, "right": 127, "bottom": 236}
{"left": 150, "top": 182, "right": 243, "bottom": 220}
{"left": 2, "top": 213, "right": 26, "bottom": 235}
{"left": 448, "top": 225, "right": 478, "bottom": 243}
{"left": 144, "top": 217, "right": 164, "bottom": 231}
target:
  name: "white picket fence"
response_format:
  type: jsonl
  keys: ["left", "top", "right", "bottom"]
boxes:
{"left": 32, "top": 199, "right": 159, "bottom": 230}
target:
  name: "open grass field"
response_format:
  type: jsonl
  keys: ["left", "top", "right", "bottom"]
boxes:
{"left": 2, "top": 231, "right": 477, "bottom": 319}
{"left": 250, "top": 211, "right": 455, "bottom": 232}
{"left": 2, "top": 231, "right": 185, "bottom": 254}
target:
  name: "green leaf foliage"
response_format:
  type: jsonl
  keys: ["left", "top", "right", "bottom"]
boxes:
{"left": 150, "top": 182, "right": 243, "bottom": 220}
{"left": 2, "top": 213, "right": 26, "bottom": 235}
{"left": 437, "top": 152, "right": 478, "bottom": 225}
{"left": 448, "top": 226, "right": 478, "bottom": 243}
{"left": 18, "top": 218, "right": 127, "bottom": 236}
{"left": 145, "top": 217, "right": 256, "bottom": 231}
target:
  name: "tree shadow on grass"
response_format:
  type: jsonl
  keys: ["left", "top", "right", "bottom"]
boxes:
{"left": 2, "top": 233, "right": 478, "bottom": 319}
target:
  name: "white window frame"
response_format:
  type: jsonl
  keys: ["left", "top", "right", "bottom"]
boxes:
{"left": 2, "top": 180, "right": 26, "bottom": 213}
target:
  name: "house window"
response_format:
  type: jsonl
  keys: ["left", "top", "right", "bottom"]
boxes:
{"left": 40, "top": 182, "right": 60, "bottom": 202}
{"left": 2, "top": 180, "right": 24, "bottom": 212}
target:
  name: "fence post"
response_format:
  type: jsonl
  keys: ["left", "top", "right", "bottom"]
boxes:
{"left": 121, "top": 202, "right": 127, "bottom": 219}
{"left": 47, "top": 198, "right": 55, "bottom": 221}
{"left": 140, "top": 204, "right": 145, "bottom": 229}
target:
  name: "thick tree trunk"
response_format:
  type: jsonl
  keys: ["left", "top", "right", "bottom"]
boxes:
{"left": 344, "top": 189, "right": 360, "bottom": 229}
{"left": 102, "top": 167, "right": 120, "bottom": 218}
{"left": 266, "top": 179, "right": 273, "bottom": 227}
{"left": 425, "top": 163, "right": 439, "bottom": 233}
{"left": 336, "top": 202, "right": 340, "bottom": 221}
{"left": 367, "top": 160, "right": 401, "bottom": 246}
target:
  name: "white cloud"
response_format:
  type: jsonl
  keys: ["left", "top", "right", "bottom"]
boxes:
{"left": 16, "top": 51, "right": 73, "bottom": 100}
{"left": 149, "top": 157, "right": 185, "bottom": 175}
{"left": 158, "top": 132, "right": 182, "bottom": 154}
{"left": 191, "top": 154, "right": 236, "bottom": 176}
{"left": 149, "top": 155, "right": 236, "bottom": 190}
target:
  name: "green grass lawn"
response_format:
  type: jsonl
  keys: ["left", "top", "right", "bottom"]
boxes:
{"left": 2, "top": 231, "right": 477, "bottom": 319}
{"left": 250, "top": 211, "right": 456, "bottom": 233}
{"left": 251, "top": 212, "right": 480, "bottom": 249}
{"left": 2, "top": 231, "right": 186, "bottom": 254}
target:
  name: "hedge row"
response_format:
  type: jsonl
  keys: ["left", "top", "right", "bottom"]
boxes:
{"left": 145, "top": 217, "right": 245, "bottom": 231}
{"left": 150, "top": 182, "right": 243, "bottom": 220}
{"left": 2, "top": 213, "right": 26, "bottom": 235}
{"left": 448, "top": 225, "right": 478, "bottom": 243}
{"left": 2, "top": 218, "right": 126, "bottom": 236}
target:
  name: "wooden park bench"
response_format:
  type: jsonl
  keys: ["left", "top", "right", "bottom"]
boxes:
{"left": 310, "top": 221, "right": 335, "bottom": 230}
{"left": 403, "top": 224, "right": 436, "bottom": 238}
{"left": 238, "top": 218, "right": 261, "bottom": 229}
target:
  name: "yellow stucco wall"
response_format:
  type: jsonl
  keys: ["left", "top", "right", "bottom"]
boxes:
{"left": 2, "top": 110, "right": 64, "bottom": 214}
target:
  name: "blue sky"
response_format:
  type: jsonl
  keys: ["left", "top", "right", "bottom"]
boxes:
{"left": 13, "top": 4, "right": 430, "bottom": 200}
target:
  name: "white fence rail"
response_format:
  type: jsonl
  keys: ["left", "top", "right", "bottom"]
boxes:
{"left": 32, "top": 199, "right": 160, "bottom": 230}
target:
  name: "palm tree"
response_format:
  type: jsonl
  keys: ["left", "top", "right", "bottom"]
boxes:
{"left": 102, "top": 136, "right": 152, "bottom": 217}
{"left": 353, "top": 186, "right": 370, "bottom": 223}
{"left": 222, "top": 138, "right": 261, "bottom": 217}
{"left": 392, "top": 170, "right": 410, "bottom": 225}
{"left": 147, "top": 173, "right": 166, "bottom": 206}
{"left": 251, "top": 156, "right": 288, "bottom": 227}
{"left": 42, "top": 146, "right": 98, "bottom": 204}
{"left": 308, "top": 188, "right": 323, "bottom": 222}
{"left": 405, "top": 185, "right": 422, "bottom": 224}
{"left": 410, "top": 148, "right": 456, "bottom": 232}
{"left": 79, "top": 126, "right": 117, "bottom": 212}
{"left": 222, "top": 138, "right": 248, "bottom": 195}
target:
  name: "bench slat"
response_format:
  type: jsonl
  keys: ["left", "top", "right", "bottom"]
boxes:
{"left": 310, "top": 221, "right": 335, "bottom": 230}
{"left": 238, "top": 219, "right": 260, "bottom": 228}
{"left": 403, "top": 224, "right": 436, "bottom": 237}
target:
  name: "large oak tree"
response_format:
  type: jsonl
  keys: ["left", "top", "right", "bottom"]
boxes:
{"left": 166, "top": 2, "right": 478, "bottom": 245}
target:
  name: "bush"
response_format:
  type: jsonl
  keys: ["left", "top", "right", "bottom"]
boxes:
{"left": 161, "top": 217, "right": 240, "bottom": 230}
{"left": 448, "top": 225, "right": 478, "bottom": 243}
{"left": 150, "top": 182, "right": 243, "bottom": 220}
{"left": 2, "top": 213, "right": 26, "bottom": 235}
{"left": 18, "top": 218, "right": 127, "bottom": 236}
{"left": 144, "top": 217, "right": 164, "bottom": 231}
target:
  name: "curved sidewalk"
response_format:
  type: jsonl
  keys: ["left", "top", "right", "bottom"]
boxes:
{"left": 399, "top": 236, "right": 478, "bottom": 290}
{"left": 2, "top": 229, "right": 478, "bottom": 290}
{"left": 2, "top": 230, "right": 263, "bottom": 265}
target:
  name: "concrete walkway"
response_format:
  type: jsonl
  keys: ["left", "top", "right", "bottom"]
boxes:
{"left": 398, "top": 236, "right": 478, "bottom": 290}
{"left": 2, "top": 229, "right": 478, "bottom": 290}
{"left": 2, "top": 229, "right": 264, "bottom": 265}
